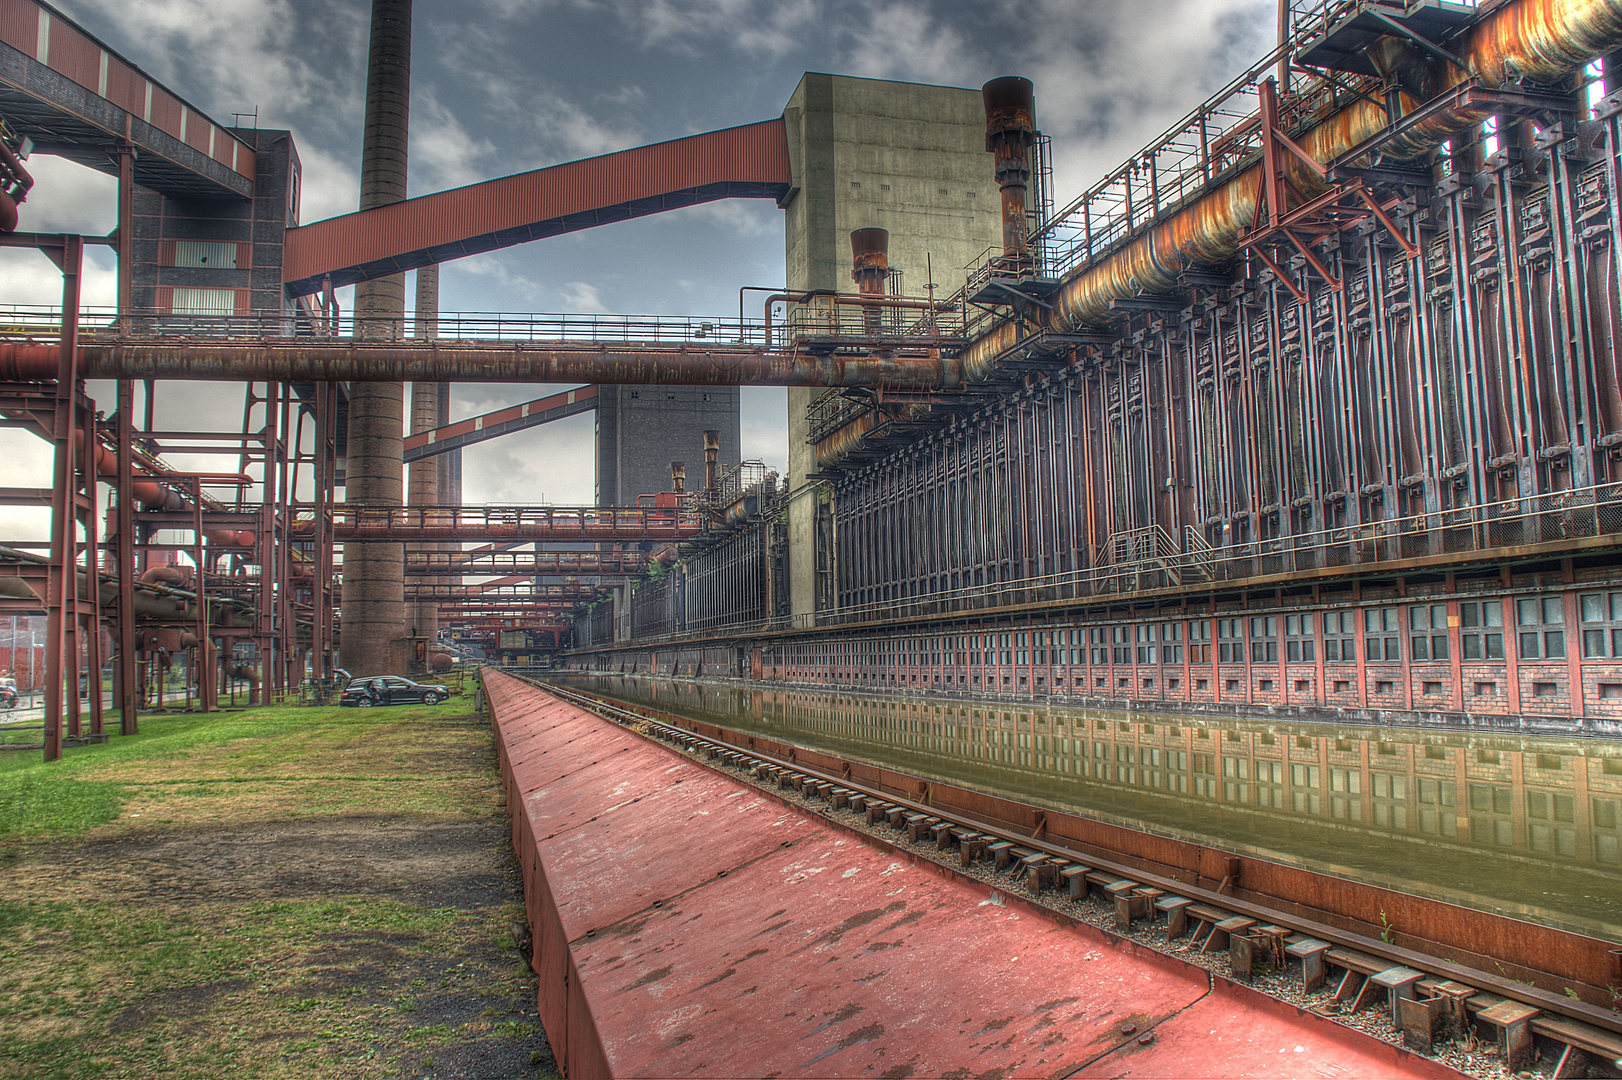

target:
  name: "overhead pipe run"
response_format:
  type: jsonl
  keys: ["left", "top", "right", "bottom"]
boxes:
{"left": 0, "top": 340, "right": 967, "bottom": 390}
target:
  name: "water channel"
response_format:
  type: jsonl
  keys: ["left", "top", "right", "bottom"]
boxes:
{"left": 549, "top": 672, "right": 1622, "bottom": 943}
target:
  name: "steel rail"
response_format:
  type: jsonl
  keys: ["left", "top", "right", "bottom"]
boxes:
{"left": 526, "top": 675, "right": 1622, "bottom": 1042}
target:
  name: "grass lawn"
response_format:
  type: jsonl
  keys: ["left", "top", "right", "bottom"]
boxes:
{"left": 0, "top": 692, "right": 556, "bottom": 1080}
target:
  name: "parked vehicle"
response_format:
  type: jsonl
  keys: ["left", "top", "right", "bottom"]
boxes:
{"left": 339, "top": 675, "right": 449, "bottom": 708}
{"left": 0, "top": 676, "right": 16, "bottom": 711}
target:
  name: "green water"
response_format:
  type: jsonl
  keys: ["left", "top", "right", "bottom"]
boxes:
{"left": 550, "top": 672, "right": 1622, "bottom": 942}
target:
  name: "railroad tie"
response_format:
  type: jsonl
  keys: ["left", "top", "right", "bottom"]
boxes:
{"left": 885, "top": 806, "right": 908, "bottom": 829}
{"left": 1284, "top": 937, "right": 1332, "bottom": 992}
{"left": 959, "top": 835, "right": 989, "bottom": 867}
{"left": 988, "top": 841, "right": 1016, "bottom": 872}
{"left": 932, "top": 822, "right": 956, "bottom": 851}
{"left": 1061, "top": 865, "right": 1091, "bottom": 900}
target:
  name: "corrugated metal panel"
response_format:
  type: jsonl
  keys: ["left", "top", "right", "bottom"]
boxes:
{"left": 0, "top": 0, "right": 38, "bottom": 55}
{"left": 169, "top": 287, "right": 237, "bottom": 317}
{"left": 172, "top": 240, "right": 239, "bottom": 269}
{"left": 42, "top": 14, "right": 97, "bottom": 89}
{"left": 284, "top": 119, "right": 791, "bottom": 290}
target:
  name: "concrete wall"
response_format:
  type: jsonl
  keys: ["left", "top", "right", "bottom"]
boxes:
{"left": 780, "top": 73, "right": 1002, "bottom": 620}
{"left": 595, "top": 385, "right": 741, "bottom": 507}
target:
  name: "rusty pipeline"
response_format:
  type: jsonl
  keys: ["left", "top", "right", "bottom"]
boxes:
{"left": 0, "top": 340, "right": 965, "bottom": 390}
{"left": 983, "top": 76, "right": 1036, "bottom": 267}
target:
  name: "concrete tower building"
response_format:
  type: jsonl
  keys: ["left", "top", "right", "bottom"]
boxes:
{"left": 779, "top": 74, "right": 1003, "bottom": 618}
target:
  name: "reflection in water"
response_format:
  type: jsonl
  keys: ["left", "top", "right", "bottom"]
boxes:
{"left": 551, "top": 673, "right": 1622, "bottom": 941}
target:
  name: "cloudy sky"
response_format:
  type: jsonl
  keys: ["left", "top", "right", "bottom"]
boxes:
{"left": 0, "top": 0, "right": 1275, "bottom": 540}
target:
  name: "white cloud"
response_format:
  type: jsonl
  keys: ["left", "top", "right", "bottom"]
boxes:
{"left": 560, "top": 282, "right": 614, "bottom": 315}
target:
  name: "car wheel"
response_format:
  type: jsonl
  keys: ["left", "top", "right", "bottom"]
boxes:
{"left": 356, "top": 699, "right": 373, "bottom": 708}
{"left": 423, "top": 692, "right": 442, "bottom": 705}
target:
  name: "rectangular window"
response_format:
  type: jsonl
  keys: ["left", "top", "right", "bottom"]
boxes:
{"left": 1364, "top": 608, "right": 1401, "bottom": 661}
{"left": 1249, "top": 615, "right": 1278, "bottom": 663}
{"left": 1460, "top": 600, "right": 1504, "bottom": 660}
{"left": 1323, "top": 610, "right": 1356, "bottom": 662}
{"left": 1284, "top": 612, "right": 1315, "bottom": 663}
{"left": 1190, "top": 619, "right": 1212, "bottom": 664}
{"left": 1136, "top": 623, "right": 1157, "bottom": 665}
{"left": 1409, "top": 603, "right": 1449, "bottom": 661}
{"left": 1516, "top": 596, "right": 1566, "bottom": 659}
{"left": 1579, "top": 591, "right": 1622, "bottom": 658}
{"left": 1160, "top": 621, "right": 1183, "bottom": 664}
{"left": 1218, "top": 618, "right": 1244, "bottom": 664}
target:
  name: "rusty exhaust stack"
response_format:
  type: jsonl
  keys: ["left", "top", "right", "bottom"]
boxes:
{"left": 671, "top": 462, "right": 686, "bottom": 495}
{"left": 850, "top": 228, "right": 889, "bottom": 334}
{"left": 982, "top": 76, "right": 1036, "bottom": 271}
{"left": 702, "top": 430, "right": 720, "bottom": 493}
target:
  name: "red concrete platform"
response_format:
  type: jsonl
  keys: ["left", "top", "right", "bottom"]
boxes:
{"left": 485, "top": 672, "right": 1461, "bottom": 1079}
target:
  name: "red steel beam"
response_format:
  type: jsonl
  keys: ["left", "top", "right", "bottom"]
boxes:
{"left": 281, "top": 120, "right": 790, "bottom": 295}
{"left": 403, "top": 384, "right": 597, "bottom": 462}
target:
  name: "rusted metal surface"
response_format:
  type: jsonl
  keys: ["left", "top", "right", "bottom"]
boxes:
{"left": 281, "top": 119, "right": 791, "bottom": 295}
{"left": 487, "top": 671, "right": 1462, "bottom": 1079}
{"left": 0, "top": 340, "right": 964, "bottom": 389}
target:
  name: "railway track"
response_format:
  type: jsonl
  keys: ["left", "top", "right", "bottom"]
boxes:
{"left": 526, "top": 675, "right": 1622, "bottom": 1075}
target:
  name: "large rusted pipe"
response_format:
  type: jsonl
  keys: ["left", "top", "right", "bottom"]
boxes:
{"left": 346, "top": 0, "right": 413, "bottom": 676}
{"left": 983, "top": 77, "right": 1036, "bottom": 268}
{"left": 0, "top": 340, "right": 965, "bottom": 389}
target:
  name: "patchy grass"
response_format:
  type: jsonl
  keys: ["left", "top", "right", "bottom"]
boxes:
{"left": 0, "top": 691, "right": 556, "bottom": 1079}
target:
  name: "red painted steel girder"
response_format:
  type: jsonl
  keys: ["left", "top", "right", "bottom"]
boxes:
{"left": 403, "top": 551, "right": 649, "bottom": 577}
{"left": 312, "top": 505, "right": 704, "bottom": 542}
{"left": 281, "top": 120, "right": 790, "bottom": 295}
{"left": 0, "top": 0, "right": 256, "bottom": 199}
{"left": 0, "top": 340, "right": 963, "bottom": 389}
{"left": 403, "top": 384, "right": 597, "bottom": 462}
